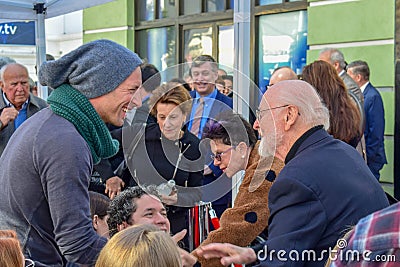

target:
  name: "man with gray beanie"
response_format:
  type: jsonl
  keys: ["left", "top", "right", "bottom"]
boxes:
{"left": 0, "top": 39, "right": 143, "bottom": 266}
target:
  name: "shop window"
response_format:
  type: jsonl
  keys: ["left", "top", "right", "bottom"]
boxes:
{"left": 218, "top": 25, "right": 234, "bottom": 73}
{"left": 206, "top": 0, "right": 226, "bottom": 12}
{"left": 184, "top": 27, "right": 213, "bottom": 66}
{"left": 259, "top": 0, "right": 281, "bottom": 5}
{"left": 259, "top": 0, "right": 304, "bottom": 5}
{"left": 159, "top": 0, "right": 177, "bottom": 18}
{"left": 257, "top": 10, "right": 307, "bottom": 92}
{"left": 137, "top": 0, "right": 155, "bottom": 21}
{"left": 183, "top": 0, "right": 202, "bottom": 15}
{"left": 137, "top": 27, "right": 177, "bottom": 71}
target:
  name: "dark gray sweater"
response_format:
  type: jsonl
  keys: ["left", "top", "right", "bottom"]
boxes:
{"left": 0, "top": 108, "right": 106, "bottom": 266}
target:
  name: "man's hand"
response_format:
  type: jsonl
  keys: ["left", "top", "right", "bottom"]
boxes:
{"left": 160, "top": 191, "right": 178, "bottom": 205}
{"left": 195, "top": 243, "right": 256, "bottom": 266}
{"left": 0, "top": 107, "right": 18, "bottom": 129}
{"left": 172, "top": 230, "right": 197, "bottom": 267}
{"left": 105, "top": 176, "right": 125, "bottom": 199}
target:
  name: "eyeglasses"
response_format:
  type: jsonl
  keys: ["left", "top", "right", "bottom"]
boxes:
{"left": 25, "top": 259, "right": 35, "bottom": 267}
{"left": 256, "top": 104, "right": 289, "bottom": 121}
{"left": 211, "top": 146, "right": 235, "bottom": 161}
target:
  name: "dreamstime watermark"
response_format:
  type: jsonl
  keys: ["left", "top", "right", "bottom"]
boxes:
{"left": 257, "top": 239, "right": 397, "bottom": 263}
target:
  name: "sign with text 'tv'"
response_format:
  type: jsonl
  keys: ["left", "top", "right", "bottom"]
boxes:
{"left": 0, "top": 21, "right": 35, "bottom": 45}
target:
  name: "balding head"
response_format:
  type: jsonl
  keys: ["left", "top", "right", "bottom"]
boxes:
{"left": 318, "top": 48, "right": 346, "bottom": 73}
{"left": 255, "top": 80, "right": 329, "bottom": 160}
{"left": 268, "top": 80, "right": 329, "bottom": 129}
{"left": 269, "top": 66, "right": 298, "bottom": 87}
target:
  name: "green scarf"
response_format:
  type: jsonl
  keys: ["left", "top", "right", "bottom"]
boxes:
{"left": 47, "top": 84, "right": 119, "bottom": 164}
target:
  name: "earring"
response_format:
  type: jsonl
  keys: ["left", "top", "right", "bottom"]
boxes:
{"left": 241, "top": 155, "right": 245, "bottom": 159}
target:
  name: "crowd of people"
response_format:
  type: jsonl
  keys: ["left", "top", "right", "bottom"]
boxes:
{"left": 0, "top": 39, "right": 396, "bottom": 267}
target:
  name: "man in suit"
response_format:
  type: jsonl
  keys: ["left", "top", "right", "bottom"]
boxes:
{"left": 318, "top": 48, "right": 364, "bottom": 105}
{"left": 187, "top": 55, "right": 233, "bottom": 220}
{"left": 0, "top": 63, "right": 47, "bottom": 156}
{"left": 195, "top": 80, "right": 389, "bottom": 267}
{"left": 347, "top": 60, "right": 387, "bottom": 180}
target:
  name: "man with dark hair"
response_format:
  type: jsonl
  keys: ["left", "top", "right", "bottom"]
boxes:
{"left": 140, "top": 63, "right": 161, "bottom": 106}
{"left": 107, "top": 186, "right": 170, "bottom": 237}
{"left": 107, "top": 186, "right": 197, "bottom": 266}
{"left": 347, "top": 60, "right": 387, "bottom": 180}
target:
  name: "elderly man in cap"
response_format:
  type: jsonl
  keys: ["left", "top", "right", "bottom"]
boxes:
{"left": 0, "top": 40, "right": 142, "bottom": 267}
{"left": 196, "top": 80, "right": 389, "bottom": 267}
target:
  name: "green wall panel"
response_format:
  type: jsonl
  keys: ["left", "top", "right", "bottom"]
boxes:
{"left": 83, "top": 0, "right": 133, "bottom": 30}
{"left": 308, "top": 0, "right": 394, "bottom": 45}
{"left": 381, "top": 92, "right": 394, "bottom": 136}
{"left": 83, "top": 30, "right": 134, "bottom": 50}
{"left": 307, "top": 45, "right": 394, "bottom": 87}
{"left": 380, "top": 138, "right": 394, "bottom": 184}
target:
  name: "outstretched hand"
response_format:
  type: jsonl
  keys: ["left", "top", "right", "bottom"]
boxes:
{"left": 195, "top": 243, "right": 257, "bottom": 266}
{"left": 172, "top": 229, "right": 197, "bottom": 267}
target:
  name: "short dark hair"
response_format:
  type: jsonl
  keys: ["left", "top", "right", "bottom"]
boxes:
{"left": 107, "top": 186, "right": 161, "bottom": 238}
{"left": 202, "top": 111, "right": 257, "bottom": 148}
{"left": 347, "top": 60, "right": 370, "bottom": 80}
{"left": 89, "top": 191, "right": 110, "bottom": 220}
{"left": 141, "top": 63, "right": 161, "bottom": 93}
{"left": 190, "top": 55, "right": 218, "bottom": 73}
{"left": 221, "top": 75, "right": 233, "bottom": 83}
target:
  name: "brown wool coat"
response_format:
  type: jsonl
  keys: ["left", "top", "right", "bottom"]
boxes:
{"left": 194, "top": 141, "right": 284, "bottom": 267}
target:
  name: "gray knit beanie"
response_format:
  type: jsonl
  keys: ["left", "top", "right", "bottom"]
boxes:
{"left": 38, "top": 39, "right": 142, "bottom": 99}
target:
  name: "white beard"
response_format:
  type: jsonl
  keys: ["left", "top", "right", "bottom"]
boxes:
{"left": 259, "top": 133, "right": 282, "bottom": 158}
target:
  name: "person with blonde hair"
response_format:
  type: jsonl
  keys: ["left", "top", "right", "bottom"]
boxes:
{"left": 95, "top": 224, "right": 181, "bottom": 267}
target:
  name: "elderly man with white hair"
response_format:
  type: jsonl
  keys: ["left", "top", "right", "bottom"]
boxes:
{"left": 196, "top": 80, "right": 389, "bottom": 267}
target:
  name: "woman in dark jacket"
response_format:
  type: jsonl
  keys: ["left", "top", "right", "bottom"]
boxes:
{"left": 124, "top": 82, "right": 203, "bottom": 249}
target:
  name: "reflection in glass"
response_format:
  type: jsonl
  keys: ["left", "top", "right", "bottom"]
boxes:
{"left": 137, "top": 0, "right": 155, "bottom": 21}
{"left": 257, "top": 10, "right": 308, "bottom": 92}
{"left": 183, "top": 0, "right": 201, "bottom": 15}
{"left": 137, "top": 27, "right": 176, "bottom": 72}
{"left": 229, "top": 0, "right": 234, "bottom": 9}
{"left": 183, "top": 27, "right": 213, "bottom": 74}
{"left": 206, "top": 0, "right": 225, "bottom": 12}
{"left": 259, "top": 0, "right": 282, "bottom": 5}
{"left": 218, "top": 25, "right": 234, "bottom": 73}
{"left": 159, "top": 0, "right": 176, "bottom": 18}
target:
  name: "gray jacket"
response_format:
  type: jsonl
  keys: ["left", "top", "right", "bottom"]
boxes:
{"left": 0, "top": 108, "right": 106, "bottom": 266}
{"left": 0, "top": 93, "right": 47, "bottom": 156}
{"left": 340, "top": 71, "right": 364, "bottom": 106}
